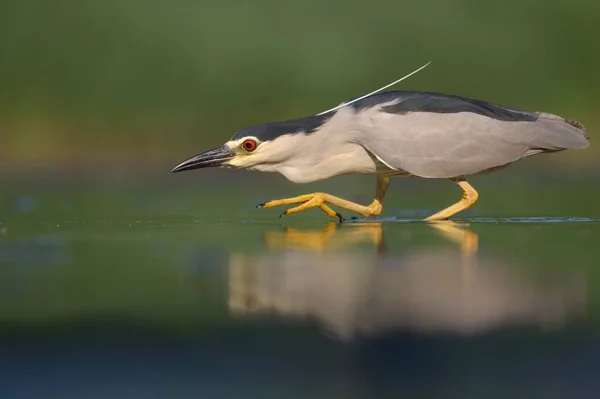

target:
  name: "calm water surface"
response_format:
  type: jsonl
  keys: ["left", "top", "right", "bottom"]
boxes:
{"left": 1, "top": 184, "right": 600, "bottom": 398}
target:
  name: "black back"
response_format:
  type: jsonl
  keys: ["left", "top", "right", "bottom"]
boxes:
{"left": 352, "top": 91, "right": 539, "bottom": 122}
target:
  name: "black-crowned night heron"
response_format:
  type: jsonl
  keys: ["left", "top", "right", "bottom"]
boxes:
{"left": 171, "top": 66, "right": 590, "bottom": 222}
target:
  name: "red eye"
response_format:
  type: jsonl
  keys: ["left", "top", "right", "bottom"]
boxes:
{"left": 242, "top": 139, "right": 257, "bottom": 152}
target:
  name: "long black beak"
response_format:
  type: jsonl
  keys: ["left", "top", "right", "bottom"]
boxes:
{"left": 170, "top": 145, "right": 235, "bottom": 173}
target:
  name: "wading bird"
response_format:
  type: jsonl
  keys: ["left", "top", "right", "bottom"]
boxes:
{"left": 170, "top": 64, "right": 590, "bottom": 222}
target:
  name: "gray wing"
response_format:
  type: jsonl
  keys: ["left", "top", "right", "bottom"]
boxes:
{"left": 354, "top": 108, "right": 589, "bottom": 179}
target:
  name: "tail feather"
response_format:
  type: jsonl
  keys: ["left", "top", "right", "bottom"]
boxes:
{"left": 566, "top": 118, "right": 586, "bottom": 131}
{"left": 534, "top": 112, "right": 590, "bottom": 150}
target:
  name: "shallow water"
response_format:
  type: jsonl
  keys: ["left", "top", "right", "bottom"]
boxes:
{"left": 1, "top": 182, "right": 600, "bottom": 398}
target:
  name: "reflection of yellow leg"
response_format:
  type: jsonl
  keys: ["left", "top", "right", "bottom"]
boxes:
{"left": 258, "top": 176, "right": 390, "bottom": 221}
{"left": 264, "top": 222, "right": 384, "bottom": 251}
{"left": 428, "top": 220, "right": 479, "bottom": 285}
{"left": 425, "top": 177, "right": 479, "bottom": 221}
{"left": 428, "top": 221, "right": 478, "bottom": 257}
{"left": 265, "top": 223, "right": 338, "bottom": 251}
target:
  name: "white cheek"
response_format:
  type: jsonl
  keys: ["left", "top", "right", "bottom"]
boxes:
{"left": 227, "top": 153, "right": 263, "bottom": 169}
{"left": 227, "top": 156, "right": 249, "bottom": 168}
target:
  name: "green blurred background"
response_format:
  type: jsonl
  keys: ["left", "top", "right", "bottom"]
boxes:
{"left": 0, "top": 0, "right": 598, "bottom": 183}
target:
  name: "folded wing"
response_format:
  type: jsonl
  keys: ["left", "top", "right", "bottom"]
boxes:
{"left": 352, "top": 93, "right": 589, "bottom": 178}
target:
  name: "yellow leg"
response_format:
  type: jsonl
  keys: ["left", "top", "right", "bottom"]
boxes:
{"left": 425, "top": 177, "right": 479, "bottom": 221}
{"left": 257, "top": 175, "right": 390, "bottom": 221}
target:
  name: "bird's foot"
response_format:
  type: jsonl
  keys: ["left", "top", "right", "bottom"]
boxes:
{"left": 423, "top": 180, "right": 479, "bottom": 221}
{"left": 257, "top": 193, "right": 344, "bottom": 223}
{"left": 257, "top": 192, "right": 383, "bottom": 222}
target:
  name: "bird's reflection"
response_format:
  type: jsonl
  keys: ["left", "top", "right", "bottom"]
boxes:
{"left": 228, "top": 222, "right": 586, "bottom": 338}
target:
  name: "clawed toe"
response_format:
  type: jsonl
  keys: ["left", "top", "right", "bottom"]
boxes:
{"left": 254, "top": 192, "right": 381, "bottom": 221}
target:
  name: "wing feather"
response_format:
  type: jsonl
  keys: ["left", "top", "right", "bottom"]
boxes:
{"left": 355, "top": 109, "right": 589, "bottom": 178}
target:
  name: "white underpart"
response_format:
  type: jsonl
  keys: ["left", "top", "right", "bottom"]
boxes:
{"left": 316, "top": 61, "right": 431, "bottom": 116}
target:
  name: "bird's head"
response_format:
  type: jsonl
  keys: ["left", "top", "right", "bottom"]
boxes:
{"left": 170, "top": 115, "right": 331, "bottom": 174}
{"left": 169, "top": 135, "right": 287, "bottom": 173}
